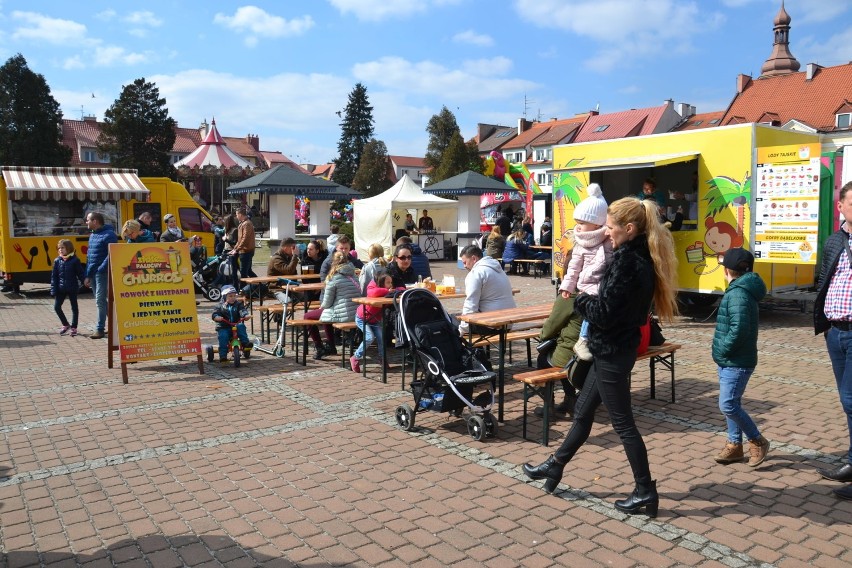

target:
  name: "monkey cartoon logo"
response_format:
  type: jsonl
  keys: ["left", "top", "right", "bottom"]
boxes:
{"left": 703, "top": 217, "right": 743, "bottom": 263}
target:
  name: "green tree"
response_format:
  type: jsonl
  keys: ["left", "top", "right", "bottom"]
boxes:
{"left": 429, "top": 132, "right": 483, "bottom": 183}
{"left": 97, "top": 78, "right": 176, "bottom": 177}
{"left": 423, "top": 106, "right": 460, "bottom": 174}
{"left": 331, "top": 83, "right": 374, "bottom": 188}
{"left": 352, "top": 138, "right": 392, "bottom": 198}
{"left": 0, "top": 54, "right": 71, "bottom": 166}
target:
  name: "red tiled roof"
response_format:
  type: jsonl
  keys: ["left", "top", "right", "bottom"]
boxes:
{"left": 389, "top": 155, "right": 425, "bottom": 168}
{"left": 174, "top": 127, "right": 201, "bottom": 153}
{"left": 501, "top": 117, "right": 586, "bottom": 150}
{"left": 311, "top": 163, "right": 334, "bottom": 179}
{"left": 674, "top": 111, "right": 725, "bottom": 131}
{"left": 259, "top": 151, "right": 311, "bottom": 174}
{"left": 721, "top": 63, "right": 852, "bottom": 131}
{"left": 573, "top": 104, "right": 669, "bottom": 143}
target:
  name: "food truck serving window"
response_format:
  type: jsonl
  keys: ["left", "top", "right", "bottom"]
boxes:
{"left": 11, "top": 198, "right": 118, "bottom": 237}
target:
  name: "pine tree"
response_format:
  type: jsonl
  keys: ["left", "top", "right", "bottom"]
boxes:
{"left": 0, "top": 54, "right": 71, "bottom": 166}
{"left": 352, "top": 138, "right": 392, "bottom": 198}
{"left": 98, "top": 78, "right": 176, "bottom": 177}
{"left": 424, "top": 107, "right": 483, "bottom": 184}
{"left": 331, "top": 83, "right": 374, "bottom": 188}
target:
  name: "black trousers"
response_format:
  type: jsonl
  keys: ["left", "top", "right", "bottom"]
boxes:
{"left": 553, "top": 348, "right": 652, "bottom": 487}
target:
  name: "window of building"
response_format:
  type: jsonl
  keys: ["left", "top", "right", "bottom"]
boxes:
{"left": 82, "top": 149, "right": 108, "bottom": 163}
{"left": 692, "top": 120, "right": 703, "bottom": 126}
{"left": 709, "top": 119, "right": 720, "bottom": 124}
{"left": 837, "top": 113, "right": 851, "bottom": 129}
{"left": 593, "top": 125, "right": 609, "bottom": 132}
{"left": 534, "top": 148, "right": 552, "bottom": 161}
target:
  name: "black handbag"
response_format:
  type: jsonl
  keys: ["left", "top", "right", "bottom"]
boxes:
{"left": 649, "top": 316, "right": 665, "bottom": 346}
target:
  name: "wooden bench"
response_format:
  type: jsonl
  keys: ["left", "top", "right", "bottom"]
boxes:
{"left": 287, "top": 319, "right": 320, "bottom": 365}
{"left": 332, "top": 321, "right": 360, "bottom": 367}
{"left": 471, "top": 328, "right": 540, "bottom": 367}
{"left": 254, "top": 304, "right": 286, "bottom": 344}
{"left": 512, "top": 343, "right": 682, "bottom": 446}
{"left": 512, "top": 258, "right": 549, "bottom": 278}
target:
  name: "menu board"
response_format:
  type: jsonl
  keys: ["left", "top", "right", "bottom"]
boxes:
{"left": 753, "top": 144, "right": 820, "bottom": 264}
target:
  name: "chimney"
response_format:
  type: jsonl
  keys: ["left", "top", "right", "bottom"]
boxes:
{"left": 805, "top": 63, "right": 821, "bottom": 81}
{"left": 477, "top": 123, "right": 497, "bottom": 143}
{"left": 246, "top": 134, "right": 259, "bottom": 151}
{"left": 663, "top": 99, "right": 674, "bottom": 111}
{"left": 83, "top": 114, "right": 97, "bottom": 122}
{"left": 198, "top": 119, "right": 209, "bottom": 138}
{"left": 518, "top": 118, "right": 533, "bottom": 134}
{"left": 676, "top": 103, "right": 694, "bottom": 118}
{"left": 736, "top": 73, "right": 752, "bottom": 94}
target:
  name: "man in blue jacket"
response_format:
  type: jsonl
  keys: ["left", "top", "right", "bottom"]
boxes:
{"left": 83, "top": 212, "right": 117, "bottom": 339}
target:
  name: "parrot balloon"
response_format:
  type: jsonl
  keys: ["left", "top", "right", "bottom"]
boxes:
{"left": 490, "top": 150, "right": 507, "bottom": 179}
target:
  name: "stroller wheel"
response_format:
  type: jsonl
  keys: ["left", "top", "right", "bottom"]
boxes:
{"left": 206, "top": 287, "right": 222, "bottom": 302}
{"left": 483, "top": 413, "right": 498, "bottom": 438}
{"left": 467, "top": 415, "right": 487, "bottom": 441}
{"left": 395, "top": 404, "right": 416, "bottom": 431}
{"left": 206, "top": 345, "right": 215, "bottom": 363}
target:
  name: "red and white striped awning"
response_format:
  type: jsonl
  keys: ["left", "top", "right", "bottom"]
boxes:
{"left": 2, "top": 166, "right": 150, "bottom": 202}
{"left": 174, "top": 119, "right": 253, "bottom": 170}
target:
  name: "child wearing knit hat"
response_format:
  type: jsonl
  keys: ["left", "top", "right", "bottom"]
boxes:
{"left": 558, "top": 183, "right": 614, "bottom": 361}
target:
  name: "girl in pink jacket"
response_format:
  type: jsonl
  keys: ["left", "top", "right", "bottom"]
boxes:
{"left": 558, "top": 183, "right": 613, "bottom": 361}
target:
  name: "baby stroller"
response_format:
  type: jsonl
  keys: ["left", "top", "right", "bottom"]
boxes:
{"left": 192, "top": 252, "right": 232, "bottom": 302}
{"left": 393, "top": 288, "right": 498, "bottom": 441}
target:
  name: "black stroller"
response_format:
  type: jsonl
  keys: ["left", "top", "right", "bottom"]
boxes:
{"left": 393, "top": 288, "right": 498, "bottom": 441}
{"left": 192, "top": 252, "right": 233, "bottom": 302}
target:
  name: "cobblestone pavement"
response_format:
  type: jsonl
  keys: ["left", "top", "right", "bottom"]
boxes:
{"left": 1, "top": 260, "right": 850, "bottom": 567}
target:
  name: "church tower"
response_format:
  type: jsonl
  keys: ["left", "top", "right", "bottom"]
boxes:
{"left": 760, "top": 1, "right": 801, "bottom": 77}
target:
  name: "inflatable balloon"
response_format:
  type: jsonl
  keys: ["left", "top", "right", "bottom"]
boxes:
{"left": 490, "top": 150, "right": 507, "bottom": 178}
{"left": 483, "top": 154, "right": 496, "bottom": 177}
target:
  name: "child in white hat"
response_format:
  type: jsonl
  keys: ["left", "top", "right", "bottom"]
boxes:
{"left": 558, "top": 183, "right": 613, "bottom": 361}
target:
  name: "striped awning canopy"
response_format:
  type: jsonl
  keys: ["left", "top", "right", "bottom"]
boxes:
{"left": 2, "top": 166, "right": 150, "bottom": 202}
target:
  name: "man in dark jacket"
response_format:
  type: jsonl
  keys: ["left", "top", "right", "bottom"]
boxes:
{"left": 83, "top": 212, "right": 117, "bottom": 339}
{"left": 813, "top": 181, "right": 852, "bottom": 500}
{"left": 267, "top": 238, "right": 299, "bottom": 277}
{"left": 319, "top": 235, "right": 363, "bottom": 281}
{"left": 496, "top": 206, "right": 513, "bottom": 238}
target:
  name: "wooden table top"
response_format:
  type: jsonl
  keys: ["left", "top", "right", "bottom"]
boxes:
{"left": 240, "top": 274, "right": 321, "bottom": 285}
{"left": 351, "top": 292, "right": 466, "bottom": 307}
{"left": 456, "top": 302, "right": 553, "bottom": 328}
{"left": 291, "top": 282, "right": 325, "bottom": 292}
{"left": 530, "top": 245, "right": 552, "bottom": 251}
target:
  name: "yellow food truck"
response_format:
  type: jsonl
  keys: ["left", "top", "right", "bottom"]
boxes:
{"left": 550, "top": 123, "right": 830, "bottom": 302}
{"left": 0, "top": 167, "right": 215, "bottom": 291}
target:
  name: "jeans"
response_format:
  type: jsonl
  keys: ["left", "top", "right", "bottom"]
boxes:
{"left": 554, "top": 348, "right": 653, "bottom": 487}
{"left": 825, "top": 326, "right": 852, "bottom": 462}
{"left": 238, "top": 251, "right": 257, "bottom": 279}
{"left": 717, "top": 366, "right": 761, "bottom": 444}
{"left": 217, "top": 324, "right": 250, "bottom": 358}
{"left": 92, "top": 271, "right": 108, "bottom": 333}
{"left": 54, "top": 291, "right": 79, "bottom": 328}
{"left": 579, "top": 319, "right": 589, "bottom": 340}
{"left": 354, "top": 315, "right": 382, "bottom": 360}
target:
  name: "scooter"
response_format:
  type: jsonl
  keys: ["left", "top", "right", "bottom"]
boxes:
{"left": 252, "top": 278, "right": 298, "bottom": 358}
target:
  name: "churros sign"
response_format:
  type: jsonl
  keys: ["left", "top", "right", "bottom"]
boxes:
{"left": 109, "top": 242, "right": 201, "bottom": 362}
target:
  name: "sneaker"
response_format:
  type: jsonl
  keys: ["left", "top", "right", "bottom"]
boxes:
{"left": 349, "top": 355, "right": 361, "bottom": 373}
{"left": 573, "top": 338, "right": 593, "bottom": 361}
{"left": 90, "top": 331, "right": 105, "bottom": 339}
{"left": 59, "top": 325, "right": 70, "bottom": 335}
{"left": 714, "top": 442, "right": 744, "bottom": 464}
{"left": 70, "top": 327, "right": 78, "bottom": 337}
{"left": 747, "top": 436, "right": 770, "bottom": 467}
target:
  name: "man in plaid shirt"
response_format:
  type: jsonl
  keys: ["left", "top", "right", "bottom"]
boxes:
{"left": 813, "top": 181, "right": 852, "bottom": 501}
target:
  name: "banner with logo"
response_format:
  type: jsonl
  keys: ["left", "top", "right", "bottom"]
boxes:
{"left": 109, "top": 242, "right": 201, "bottom": 363}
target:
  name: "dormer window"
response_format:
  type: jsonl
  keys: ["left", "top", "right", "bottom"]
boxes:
{"left": 838, "top": 113, "right": 851, "bottom": 129}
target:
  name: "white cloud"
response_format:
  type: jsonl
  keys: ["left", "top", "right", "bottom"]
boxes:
{"left": 512, "top": 0, "right": 724, "bottom": 72}
{"left": 327, "top": 0, "right": 462, "bottom": 22}
{"left": 93, "top": 45, "right": 150, "bottom": 67}
{"left": 10, "top": 11, "right": 88, "bottom": 45}
{"left": 352, "top": 56, "right": 539, "bottom": 102}
{"left": 452, "top": 30, "right": 494, "bottom": 47}
{"left": 62, "top": 56, "right": 84, "bottom": 70}
{"left": 124, "top": 11, "right": 162, "bottom": 27}
{"left": 800, "top": 26, "right": 852, "bottom": 66}
{"left": 95, "top": 9, "right": 116, "bottom": 21}
{"left": 213, "top": 6, "right": 314, "bottom": 47}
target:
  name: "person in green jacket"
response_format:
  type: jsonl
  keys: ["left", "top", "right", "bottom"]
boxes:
{"left": 712, "top": 248, "right": 770, "bottom": 467}
{"left": 535, "top": 294, "right": 585, "bottom": 417}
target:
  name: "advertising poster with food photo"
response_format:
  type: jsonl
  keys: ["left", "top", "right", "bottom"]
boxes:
{"left": 753, "top": 143, "right": 820, "bottom": 264}
{"left": 109, "top": 242, "right": 201, "bottom": 363}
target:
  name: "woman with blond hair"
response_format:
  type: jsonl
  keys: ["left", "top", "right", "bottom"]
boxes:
{"left": 305, "top": 251, "right": 361, "bottom": 359}
{"left": 523, "top": 197, "right": 678, "bottom": 518}
{"left": 484, "top": 225, "right": 505, "bottom": 259}
{"left": 121, "top": 219, "right": 155, "bottom": 243}
{"left": 359, "top": 243, "right": 389, "bottom": 295}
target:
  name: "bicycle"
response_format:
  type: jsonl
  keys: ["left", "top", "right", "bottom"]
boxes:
{"left": 207, "top": 315, "right": 252, "bottom": 367}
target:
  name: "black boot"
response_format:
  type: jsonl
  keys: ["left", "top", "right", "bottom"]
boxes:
{"left": 614, "top": 480, "right": 658, "bottom": 518}
{"left": 522, "top": 455, "right": 565, "bottom": 493}
{"left": 313, "top": 344, "right": 326, "bottom": 360}
{"left": 324, "top": 343, "right": 337, "bottom": 356}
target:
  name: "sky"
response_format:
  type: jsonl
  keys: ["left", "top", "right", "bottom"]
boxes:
{"left": 1, "top": 0, "right": 851, "bottom": 166}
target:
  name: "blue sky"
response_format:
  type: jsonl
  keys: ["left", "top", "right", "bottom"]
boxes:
{"left": 1, "top": 0, "right": 850, "bottom": 165}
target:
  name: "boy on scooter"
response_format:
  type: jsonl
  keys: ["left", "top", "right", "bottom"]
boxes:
{"left": 212, "top": 285, "right": 251, "bottom": 363}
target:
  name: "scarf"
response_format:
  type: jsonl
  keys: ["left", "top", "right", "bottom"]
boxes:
{"left": 167, "top": 226, "right": 183, "bottom": 238}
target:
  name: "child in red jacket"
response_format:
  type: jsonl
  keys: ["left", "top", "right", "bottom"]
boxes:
{"left": 350, "top": 269, "right": 402, "bottom": 372}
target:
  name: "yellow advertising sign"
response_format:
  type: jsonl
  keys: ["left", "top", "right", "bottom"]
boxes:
{"left": 108, "top": 242, "right": 201, "bottom": 363}
{"left": 756, "top": 143, "right": 820, "bottom": 164}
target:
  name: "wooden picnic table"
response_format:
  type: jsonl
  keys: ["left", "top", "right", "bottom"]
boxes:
{"left": 457, "top": 302, "right": 553, "bottom": 422}
{"left": 530, "top": 245, "right": 552, "bottom": 251}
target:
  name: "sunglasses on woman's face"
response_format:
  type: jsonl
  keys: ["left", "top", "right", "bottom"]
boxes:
{"left": 396, "top": 255, "right": 412, "bottom": 260}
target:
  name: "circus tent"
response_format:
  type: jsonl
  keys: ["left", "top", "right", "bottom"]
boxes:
{"left": 174, "top": 119, "right": 260, "bottom": 213}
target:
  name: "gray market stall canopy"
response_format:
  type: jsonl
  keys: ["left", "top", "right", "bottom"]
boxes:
{"left": 551, "top": 151, "right": 699, "bottom": 173}
{"left": 226, "top": 165, "right": 360, "bottom": 200}
{"left": 1, "top": 166, "right": 150, "bottom": 201}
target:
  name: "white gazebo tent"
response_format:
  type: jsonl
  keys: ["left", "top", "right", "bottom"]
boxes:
{"left": 353, "top": 174, "right": 458, "bottom": 258}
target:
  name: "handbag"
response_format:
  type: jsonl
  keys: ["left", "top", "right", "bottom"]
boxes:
{"left": 637, "top": 315, "right": 651, "bottom": 355}
{"left": 649, "top": 316, "right": 666, "bottom": 346}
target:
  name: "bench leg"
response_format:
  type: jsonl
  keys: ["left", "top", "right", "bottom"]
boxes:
{"left": 649, "top": 357, "right": 656, "bottom": 399}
